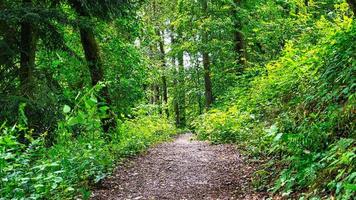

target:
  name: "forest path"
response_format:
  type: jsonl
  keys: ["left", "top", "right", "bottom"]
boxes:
{"left": 91, "top": 133, "right": 266, "bottom": 200}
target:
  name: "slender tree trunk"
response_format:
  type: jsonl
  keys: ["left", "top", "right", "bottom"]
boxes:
{"left": 233, "top": 0, "right": 246, "bottom": 73}
{"left": 172, "top": 59, "right": 180, "bottom": 126}
{"left": 173, "top": 76, "right": 180, "bottom": 126}
{"left": 177, "top": 50, "right": 186, "bottom": 126}
{"left": 348, "top": 0, "right": 356, "bottom": 14}
{"left": 162, "top": 76, "right": 168, "bottom": 116}
{"left": 157, "top": 29, "right": 169, "bottom": 118}
{"left": 19, "top": 0, "right": 36, "bottom": 97}
{"left": 154, "top": 84, "right": 162, "bottom": 114}
{"left": 201, "top": 0, "right": 214, "bottom": 109}
{"left": 170, "top": 33, "right": 181, "bottom": 127}
{"left": 202, "top": 51, "right": 214, "bottom": 109}
{"left": 195, "top": 57, "right": 203, "bottom": 115}
{"left": 234, "top": 28, "right": 246, "bottom": 69}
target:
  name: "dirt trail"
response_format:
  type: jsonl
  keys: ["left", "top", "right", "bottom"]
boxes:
{"left": 91, "top": 133, "right": 266, "bottom": 200}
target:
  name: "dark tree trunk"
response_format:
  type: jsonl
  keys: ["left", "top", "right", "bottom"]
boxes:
{"left": 177, "top": 49, "right": 186, "bottom": 127}
{"left": 234, "top": 30, "right": 246, "bottom": 68}
{"left": 79, "top": 28, "right": 104, "bottom": 86}
{"left": 70, "top": 0, "right": 116, "bottom": 132}
{"left": 79, "top": 27, "right": 116, "bottom": 132}
{"left": 201, "top": 0, "right": 214, "bottom": 110}
{"left": 202, "top": 51, "right": 214, "bottom": 109}
{"left": 17, "top": 0, "right": 37, "bottom": 144}
{"left": 194, "top": 57, "right": 203, "bottom": 115}
{"left": 172, "top": 58, "right": 180, "bottom": 127}
{"left": 19, "top": 0, "right": 36, "bottom": 97}
{"left": 233, "top": 0, "right": 246, "bottom": 73}
{"left": 157, "top": 29, "right": 169, "bottom": 118}
{"left": 173, "top": 77, "right": 180, "bottom": 126}
{"left": 162, "top": 76, "right": 168, "bottom": 116}
{"left": 348, "top": 0, "right": 356, "bottom": 14}
{"left": 170, "top": 33, "right": 181, "bottom": 127}
{"left": 171, "top": 58, "right": 180, "bottom": 126}
{"left": 154, "top": 84, "right": 162, "bottom": 114}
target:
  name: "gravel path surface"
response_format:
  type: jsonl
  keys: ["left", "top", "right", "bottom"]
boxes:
{"left": 91, "top": 133, "right": 266, "bottom": 200}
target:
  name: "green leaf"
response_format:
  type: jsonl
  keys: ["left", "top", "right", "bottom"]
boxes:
{"left": 90, "top": 96, "right": 98, "bottom": 103}
{"left": 67, "top": 117, "right": 79, "bottom": 126}
{"left": 274, "top": 133, "right": 283, "bottom": 142}
{"left": 344, "top": 184, "right": 356, "bottom": 191}
{"left": 63, "top": 105, "right": 71, "bottom": 113}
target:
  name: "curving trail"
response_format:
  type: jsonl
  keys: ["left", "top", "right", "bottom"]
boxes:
{"left": 91, "top": 133, "right": 266, "bottom": 200}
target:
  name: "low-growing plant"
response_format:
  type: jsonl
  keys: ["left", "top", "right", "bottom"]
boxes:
{"left": 192, "top": 8, "right": 355, "bottom": 199}
{"left": 0, "top": 86, "right": 177, "bottom": 200}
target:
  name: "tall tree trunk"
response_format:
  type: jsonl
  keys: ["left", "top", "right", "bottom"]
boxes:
{"left": 202, "top": 51, "right": 214, "bottom": 109}
{"left": 19, "top": 0, "right": 36, "bottom": 97}
{"left": 157, "top": 29, "right": 169, "bottom": 117}
{"left": 177, "top": 50, "right": 186, "bottom": 126}
{"left": 348, "top": 0, "right": 356, "bottom": 14}
{"left": 79, "top": 26, "right": 116, "bottom": 132}
{"left": 234, "top": 30, "right": 245, "bottom": 68}
{"left": 233, "top": 0, "right": 246, "bottom": 73}
{"left": 162, "top": 75, "right": 168, "bottom": 116}
{"left": 201, "top": 0, "right": 214, "bottom": 109}
{"left": 173, "top": 75, "right": 180, "bottom": 126}
{"left": 70, "top": 1, "right": 116, "bottom": 132}
{"left": 154, "top": 84, "right": 162, "bottom": 114}
{"left": 172, "top": 58, "right": 180, "bottom": 126}
{"left": 170, "top": 33, "right": 181, "bottom": 127}
{"left": 194, "top": 56, "right": 203, "bottom": 115}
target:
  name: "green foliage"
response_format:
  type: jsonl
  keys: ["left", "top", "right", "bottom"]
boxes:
{"left": 0, "top": 87, "right": 177, "bottom": 199}
{"left": 192, "top": 2, "right": 355, "bottom": 198}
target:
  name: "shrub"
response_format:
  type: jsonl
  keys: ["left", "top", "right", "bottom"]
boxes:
{"left": 192, "top": 14, "right": 355, "bottom": 199}
{"left": 0, "top": 86, "right": 177, "bottom": 200}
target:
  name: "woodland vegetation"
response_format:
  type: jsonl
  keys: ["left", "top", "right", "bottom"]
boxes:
{"left": 0, "top": 0, "right": 355, "bottom": 199}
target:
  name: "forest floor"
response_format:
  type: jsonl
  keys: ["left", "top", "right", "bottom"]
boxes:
{"left": 90, "top": 133, "right": 267, "bottom": 200}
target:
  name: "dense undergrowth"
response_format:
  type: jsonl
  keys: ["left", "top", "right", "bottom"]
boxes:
{"left": 192, "top": 8, "right": 355, "bottom": 200}
{"left": 0, "top": 87, "right": 177, "bottom": 199}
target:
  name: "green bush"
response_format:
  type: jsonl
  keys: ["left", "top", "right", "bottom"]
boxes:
{"left": 192, "top": 10, "right": 355, "bottom": 199}
{"left": 0, "top": 86, "right": 177, "bottom": 200}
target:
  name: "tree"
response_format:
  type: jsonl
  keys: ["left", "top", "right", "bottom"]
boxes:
{"left": 157, "top": 29, "right": 169, "bottom": 117}
{"left": 67, "top": 0, "right": 132, "bottom": 132}
{"left": 177, "top": 42, "right": 186, "bottom": 126}
{"left": 200, "top": 0, "right": 214, "bottom": 109}
{"left": 233, "top": 0, "right": 246, "bottom": 72}
{"left": 19, "top": 0, "right": 37, "bottom": 97}
{"left": 170, "top": 32, "right": 182, "bottom": 127}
